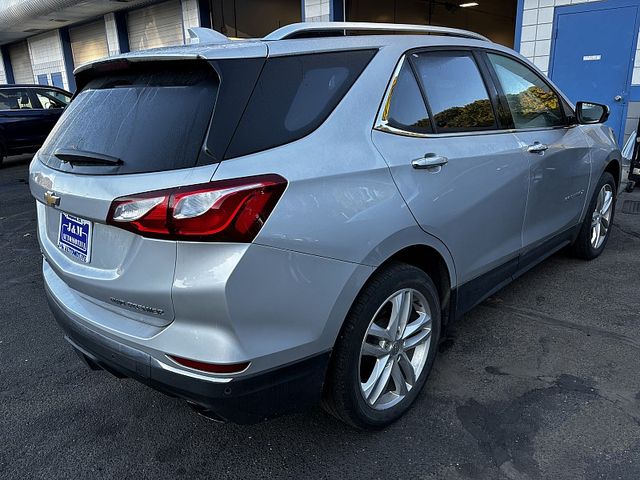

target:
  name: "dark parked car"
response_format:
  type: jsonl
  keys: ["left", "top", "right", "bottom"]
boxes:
{"left": 0, "top": 85, "right": 72, "bottom": 165}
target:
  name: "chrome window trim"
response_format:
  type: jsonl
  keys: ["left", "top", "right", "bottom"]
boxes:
{"left": 374, "top": 54, "right": 410, "bottom": 134}
{"left": 374, "top": 123, "right": 577, "bottom": 139}
{"left": 373, "top": 51, "right": 579, "bottom": 140}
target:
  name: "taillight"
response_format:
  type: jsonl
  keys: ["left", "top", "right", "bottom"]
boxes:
{"left": 107, "top": 174, "right": 287, "bottom": 242}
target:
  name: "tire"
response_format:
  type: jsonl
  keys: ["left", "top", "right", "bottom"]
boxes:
{"left": 569, "top": 171, "right": 616, "bottom": 260}
{"left": 322, "top": 262, "right": 441, "bottom": 429}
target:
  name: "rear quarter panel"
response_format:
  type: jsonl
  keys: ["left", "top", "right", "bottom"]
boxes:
{"left": 210, "top": 43, "right": 456, "bottom": 282}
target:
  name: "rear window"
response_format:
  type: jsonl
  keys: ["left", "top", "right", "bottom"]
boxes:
{"left": 224, "top": 49, "right": 376, "bottom": 159}
{"left": 40, "top": 62, "right": 218, "bottom": 175}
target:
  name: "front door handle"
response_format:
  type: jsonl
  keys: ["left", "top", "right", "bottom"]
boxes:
{"left": 527, "top": 142, "right": 548, "bottom": 154}
{"left": 411, "top": 154, "right": 449, "bottom": 169}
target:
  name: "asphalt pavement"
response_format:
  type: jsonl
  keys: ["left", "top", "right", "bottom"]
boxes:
{"left": 2, "top": 154, "right": 640, "bottom": 480}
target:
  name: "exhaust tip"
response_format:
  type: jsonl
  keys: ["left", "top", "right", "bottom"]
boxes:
{"left": 187, "top": 402, "right": 226, "bottom": 423}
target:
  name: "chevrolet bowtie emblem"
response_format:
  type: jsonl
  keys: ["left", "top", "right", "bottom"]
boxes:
{"left": 44, "top": 191, "right": 60, "bottom": 207}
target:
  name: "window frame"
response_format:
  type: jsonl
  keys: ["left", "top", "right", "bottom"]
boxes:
{"left": 375, "top": 55, "right": 432, "bottom": 138}
{"left": 382, "top": 55, "right": 434, "bottom": 135}
{"left": 479, "top": 50, "right": 573, "bottom": 131}
{"left": 374, "top": 47, "right": 576, "bottom": 139}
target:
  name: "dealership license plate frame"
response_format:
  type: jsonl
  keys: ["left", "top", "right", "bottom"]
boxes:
{"left": 57, "top": 212, "right": 93, "bottom": 263}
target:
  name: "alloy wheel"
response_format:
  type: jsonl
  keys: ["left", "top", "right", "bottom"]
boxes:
{"left": 590, "top": 183, "right": 614, "bottom": 249}
{"left": 359, "top": 288, "right": 432, "bottom": 411}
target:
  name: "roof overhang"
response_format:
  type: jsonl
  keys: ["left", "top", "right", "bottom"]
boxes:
{"left": 0, "top": 0, "right": 159, "bottom": 46}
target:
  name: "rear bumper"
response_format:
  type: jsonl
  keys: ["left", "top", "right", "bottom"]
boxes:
{"left": 46, "top": 287, "right": 330, "bottom": 424}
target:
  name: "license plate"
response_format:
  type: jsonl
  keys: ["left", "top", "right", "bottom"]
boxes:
{"left": 57, "top": 213, "right": 92, "bottom": 263}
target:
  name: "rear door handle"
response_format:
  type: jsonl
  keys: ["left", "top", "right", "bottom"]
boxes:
{"left": 411, "top": 154, "right": 449, "bottom": 169}
{"left": 527, "top": 142, "right": 548, "bottom": 154}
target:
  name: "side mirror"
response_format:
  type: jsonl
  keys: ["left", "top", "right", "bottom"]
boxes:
{"left": 576, "top": 101, "right": 610, "bottom": 124}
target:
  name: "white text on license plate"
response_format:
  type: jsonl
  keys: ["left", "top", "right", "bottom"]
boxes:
{"left": 57, "top": 213, "right": 92, "bottom": 263}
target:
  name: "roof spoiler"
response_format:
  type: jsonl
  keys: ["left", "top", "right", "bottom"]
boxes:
{"left": 187, "top": 27, "right": 230, "bottom": 44}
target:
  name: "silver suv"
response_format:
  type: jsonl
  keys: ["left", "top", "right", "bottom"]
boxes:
{"left": 30, "top": 23, "right": 621, "bottom": 428}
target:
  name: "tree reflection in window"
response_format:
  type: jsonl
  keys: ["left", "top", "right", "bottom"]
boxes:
{"left": 413, "top": 52, "right": 496, "bottom": 132}
{"left": 433, "top": 98, "right": 495, "bottom": 130}
{"left": 488, "top": 53, "right": 564, "bottom": 129}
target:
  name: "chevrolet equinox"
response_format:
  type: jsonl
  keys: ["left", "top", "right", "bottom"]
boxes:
{"left": 30, "top": 23, "right": 621, "bottom": 428}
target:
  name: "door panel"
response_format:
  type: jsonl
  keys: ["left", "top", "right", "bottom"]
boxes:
{"left": 0, "top": 111, "right": 42, "bottom": 149}
{"left": 373, "top": 130, "right": 529, "bottom": 284}
{"left": 550, "top": 5, "right": 637, "bottom": 144}
{"left": 0, "top": 89, "right": 42, "bottom": 150}
{"left": 485, "top": 51, "right": 592, "bottom": 249}
{"left": 515, "top": 128, "right": 592, "bottom": 248}
{"left": 373, "top": 51, "right": 530, "bottom": 285}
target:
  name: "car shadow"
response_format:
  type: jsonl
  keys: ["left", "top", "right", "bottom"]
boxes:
{"left": 2, "top": 153, "right": 34, "bottom": 168}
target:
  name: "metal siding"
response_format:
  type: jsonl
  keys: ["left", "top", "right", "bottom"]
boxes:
{"left": 70, "top": 20, "right": 109, "bottom": 66}
{"left": 127, "top": 0, "right": 184, "bottom": 52}
{"left": 8, "top": 41, "right": 33, "bottom": 84}
{"left": 28, "top": 31, "right": 67, "bottom": 89}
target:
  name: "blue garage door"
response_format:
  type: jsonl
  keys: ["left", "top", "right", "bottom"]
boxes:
{"left": 550, "top": 3, "right": 638, "bottom": 144}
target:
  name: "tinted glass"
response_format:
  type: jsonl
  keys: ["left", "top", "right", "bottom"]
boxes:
{"left": 226, "top": 50, "right": 376, "bottom": 159}
{"left": 39, "top": 62, "right": 218, "bottom": 175}
{"left": 385, "top": 60, "right": 431, "bottom": 134}
{"left": 35, "top": 90, "right": 67, "bottom": 109}
{"left": 412, "top": 52, "right": 496, "bottom": 132}
{"left": 0, "top": 89, "right": 33, "bottom": 110}
{"left": 488, "top": 53, "right": 564, "bottom": 129}
{"left": 47, "top": 90, "right": 71, "bottom": 105}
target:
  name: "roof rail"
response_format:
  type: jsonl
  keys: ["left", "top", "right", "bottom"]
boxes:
{"left": 263, "top": 22, "right": 490, "bottom": 42}
{"left": 187, "top": 27, "right": 229, "bottom": 44}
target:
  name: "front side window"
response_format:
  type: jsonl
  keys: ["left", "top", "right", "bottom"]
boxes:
{"left": 35, "top": 90, "right": 68, "bottom": 109}
{"left": 384, "top": 59, "right": 432, "bottom": 134}
{"left": 47, "top": 90, "right": 71, "bottom": 105}
{"left": 412, "top": 51, "right": 496, "bottom": 132}
{"left": 487, "top": 53, "right": 564, "bottom": 129}
{"left": 0, "top": 89, "right": 33, "bottom": 110}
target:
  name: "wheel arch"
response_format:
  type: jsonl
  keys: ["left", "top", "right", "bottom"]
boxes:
{"left": 323, "top": 228, "right": 458, "bottom": 355}
{"left": 605, "top": 158, "right": 621, "bottom": 189}
{"left": 376, "top": 245, "right": 454, "bottom": 327}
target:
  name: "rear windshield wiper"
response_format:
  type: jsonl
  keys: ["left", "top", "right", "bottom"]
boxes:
{"left": 54, "top": 149, "right": 123, "bottom": 166}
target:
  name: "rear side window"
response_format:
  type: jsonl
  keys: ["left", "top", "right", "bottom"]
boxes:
{"left": 0, "top": 89, "right": 33, "bottom": 110}
{"left": 412, "top": 51, "right": 496, "bottom": 132}
{"left": 487, "top": 53, "right": 564, "bottom": 129}
{"left": 40, "top": 62, "right": 218, "bottom": 175}
{"left": 385, "top": 60, "right": 432, "bottom": 134}
{"left": 224, "top": 49, "right": 376, "bottom": 159}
